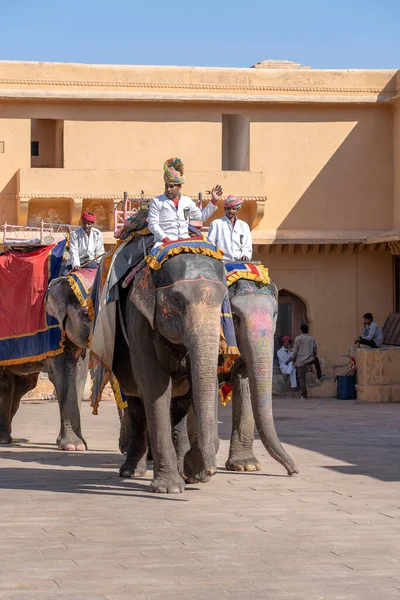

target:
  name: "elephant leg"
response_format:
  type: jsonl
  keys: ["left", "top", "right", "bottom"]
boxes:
{"left": 226, "top": 372, "right": 261, "bottom": 472}
{"left": 0, "top": 369, "right": 15, "bottom": 444}
{"left": 119, "top": 396, "right": 148, "bottom": 478}
{"left": 184, "top": 391, "right": 220, "bottom": 482}
{"left": 171, "top": 395, "right": 192, "bottom": 478}
{"left": 48, "top": 347, "right": 88, "bottom": 451}
{"left": 135, "top": 356, "right": 184, "bottom": 493}
{"left": 11, "top": 373, "right": 39, "bottom": 422}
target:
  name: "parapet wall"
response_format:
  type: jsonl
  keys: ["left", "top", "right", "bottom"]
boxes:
{"left": 352, "top": 346, "right": 400, "bottom": 402}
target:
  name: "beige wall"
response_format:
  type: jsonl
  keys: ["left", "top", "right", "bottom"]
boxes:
{"left": 0, "top": 118, "right": 30, "bottom": 223}
{"left": 255, "top": 247, "right": 393, "bottom": 365}
{"left": 2, "top": 100, "right": 394, "bottom": 234}
{"left": 393, "top": 104, "right": 400, "bottom": 228}
{"left": 250, "top": 104, "right": 393, "bottom": 231}
{"left": 62, "top": 104, "right": 222, "bottom": 171}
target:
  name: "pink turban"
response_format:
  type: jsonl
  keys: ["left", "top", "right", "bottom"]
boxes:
{"left": 81, "top": 211, "right": 96, "bottom": 223}
{"left": 163, "top": 158, "right": 186, "bottom": 185}
{"left": 223, "top": 194, "right": 242, "bottom": 209}
{"left": 282, "top": 336, "right": 292, "bottom": 343}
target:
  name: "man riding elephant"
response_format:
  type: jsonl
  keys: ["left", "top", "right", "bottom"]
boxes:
{"left": 148, "top": 157, "right": 221, "bottom": 246}
{"left": 207, "top": 194, "right": 253, "bottom": 261}
{"left": 66, "top": 211, "right": 105, "bottom": 272}
{"left": 89, "top": 159, "right": 227, "bottom": 494}
{"left": 113, "top": 164, "right": 297, "bottom": 484}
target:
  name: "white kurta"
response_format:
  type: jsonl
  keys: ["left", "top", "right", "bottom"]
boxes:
{"left": 69, "top": 227, "right": 105, "bottom": 268}
{"left": 148, "top": 193, "right": 218, "bottom": 246}
{"left": 207, "top": 216, "right": 252, "bottom": 261}
{"left": 277, "top": 346, "right": 297, "bottom": 389}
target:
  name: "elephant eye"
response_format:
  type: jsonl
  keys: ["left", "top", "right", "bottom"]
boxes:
{"left": 171, "top": 293, "right": 185, "bottom": 311}
{"left": 80, "top": 309, "right": 91, "bottom": 322}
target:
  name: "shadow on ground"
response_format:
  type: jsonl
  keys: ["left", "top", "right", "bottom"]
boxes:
{"left": 218, "top": 398, "right": 400, "bottom": 483}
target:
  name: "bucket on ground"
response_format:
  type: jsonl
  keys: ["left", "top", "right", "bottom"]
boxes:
{"left": 336, "top": 375, "right": 356, "bottom": 400}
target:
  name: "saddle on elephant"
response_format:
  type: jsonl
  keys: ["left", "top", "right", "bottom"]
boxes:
{"left": 0, "top": 240, "right": 66, "bottom": 366}
{"left": 0, "top": 238, "right": 98, "bottom": 367}
{"left": 217, "top": 260, "right": 272, "bottom": 405}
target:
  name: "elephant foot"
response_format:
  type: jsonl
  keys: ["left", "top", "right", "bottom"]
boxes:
{"left": 184, "top": 445, "right": 217, "bottom": 484}
{"left": 119, "top": 458, "right": 147, "bottom": 478}
{"left": 150, "top": 474, "right": 185, "bottom": 494}
{"left": 57, "top": 435, "right": 87, "bottom": 452}
{"left": 0, "top": 433, "right": 12, "bottom": 445}
{"left": 225, "top": 456, "right": 262, "bottom": 472}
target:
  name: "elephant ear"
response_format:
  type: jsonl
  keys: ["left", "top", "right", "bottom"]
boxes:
{"left": 46, "top": 277, "right": 70, "bottom": 327}
{"left": 129, "top": 265, "right": 156, "bottom": 328}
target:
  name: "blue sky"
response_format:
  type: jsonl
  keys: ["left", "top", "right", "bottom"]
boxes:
{"left": 2, "top": 0, "right": 400, "bottom": 69}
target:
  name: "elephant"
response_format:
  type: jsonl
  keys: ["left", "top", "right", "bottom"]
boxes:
{"left": 0, "top": 276, "right": 92, "bottom": 451}
{"left": 111, "top": 253, "right": 227, "bottom": 494}
{"left": 224, "top": 277, "right": 298, "bottom": 475}
{"left": 117, "top": 274, "right": 298, "bottom": 479}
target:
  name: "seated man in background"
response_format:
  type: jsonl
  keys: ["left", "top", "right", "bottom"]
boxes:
{"left": 292, "top": 324, "right": 324, "bottom": 400}
{"left": 355, "top": 313, "right": 383, "bottom": 348}
{"left": 68, "top": 211, "right": 105, "bottom": 272}
{"left": 277, "top": 336, "right": 297, "bottom": 389}
{"left": 207, "top": 195, "right": 252, "bottom": 261}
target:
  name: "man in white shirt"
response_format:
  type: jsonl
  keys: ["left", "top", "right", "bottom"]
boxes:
{"left": 68, "top": 211, "right": 105, "bottom": 271}
{"left": 207, "top": 195, "right": 252, "bottom": 261}
{"left": 277, "top": 336, "right": 297, "bottom": 389}
{"left": 148, "top": 157, "right": 222, "bottom": 247}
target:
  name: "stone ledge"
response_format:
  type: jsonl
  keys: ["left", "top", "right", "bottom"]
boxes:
{"left": 356, "top": 384, "right": 400, "bottom": 403}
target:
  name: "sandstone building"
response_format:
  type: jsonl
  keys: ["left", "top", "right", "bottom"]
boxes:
{"left": 1, "top": 59, "right": 400, "bottom": 370}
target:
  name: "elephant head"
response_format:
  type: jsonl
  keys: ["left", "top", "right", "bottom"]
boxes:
{"left": 46, "top": 277, "right": 92, "bottom": 348}
{"left": 130, "top": 254, "right": 227, "bottom": 481}
{"left": 230, "top": 278, "right": 298, "bottom": 475}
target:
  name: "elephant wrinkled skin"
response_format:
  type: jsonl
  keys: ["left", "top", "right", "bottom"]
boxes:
{"left": 0, "top": 277, "right": 92, "bottom": 451}
{"left": 113, "top": 254, "right": 226, "bottom": 494}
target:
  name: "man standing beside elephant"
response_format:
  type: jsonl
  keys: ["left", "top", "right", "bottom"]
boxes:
{"left": 148, "top": 157, "right": 222, "bottom": 245}
{"left": 207, "top": 195, "right": 253, "bottom": 261}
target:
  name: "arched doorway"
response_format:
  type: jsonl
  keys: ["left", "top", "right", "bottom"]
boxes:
{"left": 274, "top": 290, "right": 309, "bottom": 359}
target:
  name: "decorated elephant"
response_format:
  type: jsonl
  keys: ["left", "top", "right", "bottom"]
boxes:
{"left": 118, "top": 271, "right": 298, "bottom": 478}
{"left": 0, "top": 275, "right": 92, "bottom": 451}
{"left": 109, "top": 251, "right": 227, "bottom": 494}
{"left": 224, "top": 277, "right": 298, "bottom": 475}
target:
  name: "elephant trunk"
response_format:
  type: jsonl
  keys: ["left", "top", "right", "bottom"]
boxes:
{"left": 184, "top": 304, "right": 221, "bottom": 482}
{"left": 242, "top": 310, "right": 298, "bottom": 476}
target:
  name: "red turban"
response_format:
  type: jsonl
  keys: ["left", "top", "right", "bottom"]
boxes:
{"left": 282, "top": 336, "right": 292, "bottom": 343}
{"left": 223, "top": 195, "right": 242, "bottom": 209}
{"left": 81, "top": 212, "right": 96, "bottom": 223}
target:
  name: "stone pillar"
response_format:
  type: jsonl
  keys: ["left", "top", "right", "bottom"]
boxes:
{"left": 17, "top": 194, "right": 29, "bottom": 225}
{"left": 70, "top": 196, "right": 83, "bottom": 226}
{"left": 229, "top": 115, "right": 250, "bottom": 171}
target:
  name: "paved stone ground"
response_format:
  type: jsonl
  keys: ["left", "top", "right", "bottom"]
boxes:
{"left": 0, "top": 398, "right": 400, "bottom": 600}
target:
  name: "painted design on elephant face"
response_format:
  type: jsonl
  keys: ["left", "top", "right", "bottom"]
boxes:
{"left": 198, "top": 284, "right": 212, "bottom": 305}
{"left": 248, "top": 313, "right": 273, "bottom": 355}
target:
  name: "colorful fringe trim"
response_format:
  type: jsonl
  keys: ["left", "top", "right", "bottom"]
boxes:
{"left": 225, "top": 263, "right": 270, "bottom": 287}
{"left": 66, "top": 271, "right": 95, "bottom": 321}
{"left": 146, "top": 239, "right": 224, "bottom": 270}
{"left": 218, "top": 383, "right": 233, "bottom": 407}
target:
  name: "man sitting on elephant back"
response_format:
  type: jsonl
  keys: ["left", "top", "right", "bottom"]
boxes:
{"left": 207, "top": 195, "right": 253, "bottom": 261}
{"left": 148, "top": 157, "right": 222, "bottom": 247}
{"left": 67, "top": 211, "right": 105, "bottom": 272}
